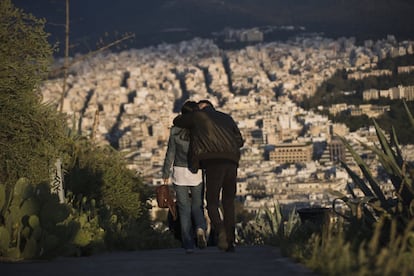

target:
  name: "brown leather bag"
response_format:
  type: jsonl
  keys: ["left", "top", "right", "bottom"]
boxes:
{"left": 155, "top": 185, "right": 177, "bottom": 220}
{"left": 156, "top": 184, "right": 171, "bottom": 208}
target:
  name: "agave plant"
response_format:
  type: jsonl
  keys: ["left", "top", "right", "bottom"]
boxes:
{"left": 236, "top": 201, "right": 300, "bottom": 245}
{"left": 333, "top": 100, "right": 414, "bottom": 230}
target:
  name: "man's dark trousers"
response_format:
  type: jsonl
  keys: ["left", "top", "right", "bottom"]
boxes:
{"left": 203, "top": 160, "right": 237, "bottom": 247}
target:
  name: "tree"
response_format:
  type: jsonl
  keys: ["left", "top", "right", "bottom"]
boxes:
{"left": 0, "top": 0, "right": 68, "bottom": 190}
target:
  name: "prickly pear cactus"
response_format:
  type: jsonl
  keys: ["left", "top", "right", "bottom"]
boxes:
{"left": 0, "top": 178, "right": 77, "bottom": 260}
{"left": 0, "top": 226, "right": 10, "bottom": 252}
{"left": 13, "top": 178, "right": 33, "bottom": 199}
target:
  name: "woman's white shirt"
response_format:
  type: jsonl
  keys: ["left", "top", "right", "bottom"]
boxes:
{"left": 172, "top": 166, "right": 202, "bottom": 186}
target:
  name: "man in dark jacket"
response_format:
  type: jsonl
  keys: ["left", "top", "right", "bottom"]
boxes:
{"left": 173, "top": 100, "right": 244, "bottom": 252}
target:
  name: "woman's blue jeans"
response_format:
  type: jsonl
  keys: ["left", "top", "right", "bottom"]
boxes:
{"left": 174, "top": 182, "right": 206, "bottom": 249}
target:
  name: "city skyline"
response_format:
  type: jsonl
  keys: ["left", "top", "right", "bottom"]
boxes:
{"left": 39, "top": 32, "right": 414, "bottom": 213}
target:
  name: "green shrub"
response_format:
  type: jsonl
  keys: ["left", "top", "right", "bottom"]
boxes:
{"left": 0, "top": 0, "right": 69, "bottom": 193}
{"left": 287, "top": 218, "right": 414, "bottom": 276}
{"left": 64, "top": 138, "right": 148, "bottom": 218}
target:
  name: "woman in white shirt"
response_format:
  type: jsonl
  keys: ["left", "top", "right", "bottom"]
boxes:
{"left": 162, "top": 101, "right": 207, "bottom": 253}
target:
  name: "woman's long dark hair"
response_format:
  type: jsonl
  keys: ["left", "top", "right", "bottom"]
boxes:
{"left": 178, "top": 101, "right": 198, "bottom": 140}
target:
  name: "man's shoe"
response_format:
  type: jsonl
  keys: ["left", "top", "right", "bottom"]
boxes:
{"left": 217, "top": 228, "right": 228, "bottom": 250}
{"left": 196, "top": 228, "right": 207, "bottom": 249}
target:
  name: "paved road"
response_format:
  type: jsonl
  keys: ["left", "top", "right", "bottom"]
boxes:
{"left": 1, "top": 245, "right": 316, "bottom": 276}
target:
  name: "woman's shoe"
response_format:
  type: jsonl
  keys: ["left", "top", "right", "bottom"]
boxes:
{"left": 196, "top": 228, "right": 207, "bottom": 249}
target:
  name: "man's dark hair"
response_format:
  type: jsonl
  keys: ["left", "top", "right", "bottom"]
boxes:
{"left": 198, "top": 100, "right": 214, "bottom": 109}
{"left": 181, "top": 100, "right": 199, "bottom": 114}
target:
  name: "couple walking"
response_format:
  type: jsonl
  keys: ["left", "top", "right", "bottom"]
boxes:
{"left": 162, "top": 100, "right": 244, "bottom": 253}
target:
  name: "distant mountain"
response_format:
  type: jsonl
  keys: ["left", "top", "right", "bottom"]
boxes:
{"left": 13, "top": 0, "right": 414, "bottom": 55}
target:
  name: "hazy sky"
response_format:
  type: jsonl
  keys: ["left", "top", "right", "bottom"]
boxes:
{"left": 13, "top": 0, "right": 414, "bottom": 55}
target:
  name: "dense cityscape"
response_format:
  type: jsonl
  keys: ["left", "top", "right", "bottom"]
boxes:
{"left": 41, "top": 29, "right": 414, "bottom": 217}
